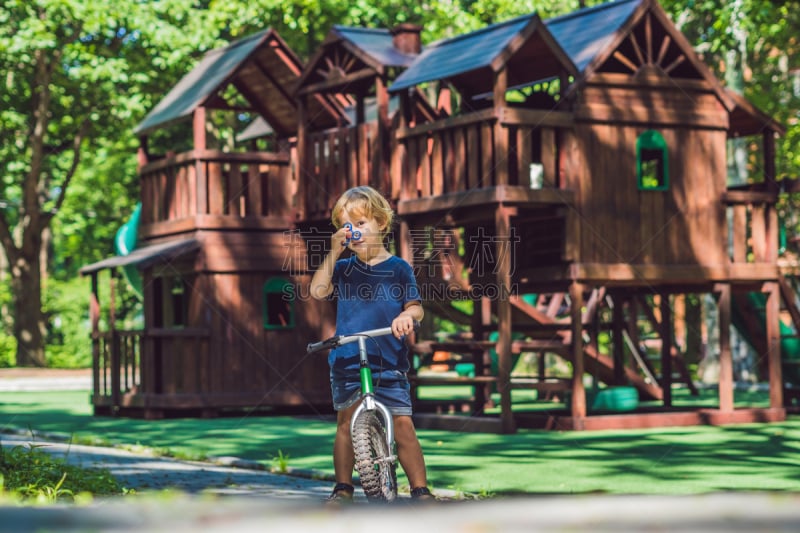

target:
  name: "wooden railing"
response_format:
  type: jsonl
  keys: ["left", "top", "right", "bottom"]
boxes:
{"left": 395, "top": 106, "right": 571, "bottom": 200}
{"left": 92, "top": 330, "right": 141, "bottom": 406}
{"left": 303, "top": 123, "right": 379, "bottom": 220}
{"left": 723, "top": 189, "right": 779, "bottom": 264}
{"left": 91, "top": 328, "right": 211, "bottom": 408}
{"left": 139, "top": 150, "right": 293, "bottom": 228}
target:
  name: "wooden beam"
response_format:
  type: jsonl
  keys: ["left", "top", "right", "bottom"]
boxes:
{"left": 630, "top": 32, "right": 645, "bottom": 66}
{"left": 296, "top": 96, "right": 308, "bottom": 219}
{"left": 611, "top": 291, "right": 626, "bottom": 385}
{"left": 396, "top": 108, "right": 496, "bottom": 140}
{"left": 376, "top": 75, "right": 391, "bottom": 193}
{"left": 656, "top": 35, "right": 671, "bottom": 66}
{"left": 496, "top": 205, "right": 516, "bottom": 434}
{"left": 663, "top": 54, "right": 686, "bottom": 75}
{"left": 296, "top": 68, "right": 375, "bottom": 95}
{"left": 574, "top": 103, "right": 729, "bottom": 130}
{"left": 570, "top": 282, "right": 586, "bottom": 420}
{"left": 613, "top": 50, "right": 639, "bottom": 74}
{"left": 193, "top": 107, "right": 206, "bottom": 151}
{"left": 660, "top": 294, "right": 672, "bottom": 407}
{"left": 716, "top": 283, "right": 733, "bottom": 412}
{"left": 765, "top": 282, "right": 783, "bottom": 409}
{"left": 493, "top": 68, "right": 508, "bottom": 186}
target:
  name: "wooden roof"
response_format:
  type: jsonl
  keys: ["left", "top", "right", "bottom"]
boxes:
{"left": 545, "top": 0, "right": 642, "bottom": 73}
{"left": 80, "top": 238, "right": 200, "bottom": 275}
{"left": 391, "top": 1, "right": 646, "bottom": 95}
{"left": 390, "top": 0, "right": 780, "bottom": 135}
{"left": 134, "top": 29, "right": 346, "bottom": 137}
{"left": 296, "top": 26, "right": 419, "bottom": 96}
{"left": 392, "top": 14, "right": 564, "bottom": 96}
{"left": 726, "top": 88, "right": 786, "bottom": 137}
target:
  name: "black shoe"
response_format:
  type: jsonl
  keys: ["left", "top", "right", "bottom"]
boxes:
{"left": 410, "top": 486, "right": 436, "bottom": 501}
{"left": 327, "top": 482, "right": 355, "bottom": 503}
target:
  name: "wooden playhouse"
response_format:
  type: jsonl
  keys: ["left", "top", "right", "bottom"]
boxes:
{"left": 82, "top": 0, "right": 796, "bottom": 431}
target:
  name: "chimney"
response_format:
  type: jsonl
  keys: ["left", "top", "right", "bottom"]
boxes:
{"left": 391, "top": 23, "right": 422, "bottom": 55}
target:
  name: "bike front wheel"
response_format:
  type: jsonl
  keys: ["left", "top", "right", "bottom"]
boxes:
{"left": 352, "top": 410, "right": 397, "bottom": 502}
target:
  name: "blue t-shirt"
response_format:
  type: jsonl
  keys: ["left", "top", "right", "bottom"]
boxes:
{"left": 329, "top": 255, "right": 421, "bottom": 381}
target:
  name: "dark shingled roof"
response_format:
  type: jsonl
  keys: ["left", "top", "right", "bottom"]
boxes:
{"left": 135, "top": 30, "right": 269, "bottom": 136}
{"left": 546, "top": 0, "right": 641, "bottom": 71}
{"left": 391, "top": 0, "right": 641, "bottom": 92}
{"left": 135, "top": 29, "right": 345, "bottom": 137}
{"left": 80, "top": 238, "right": 201, "bottom": 275}
{"left": 334, "top": 26, "right": 418, "bottom": 68}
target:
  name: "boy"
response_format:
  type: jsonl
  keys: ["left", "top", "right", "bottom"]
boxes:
{"left": 310, "top": 185, "right": 434, "bottom": 502}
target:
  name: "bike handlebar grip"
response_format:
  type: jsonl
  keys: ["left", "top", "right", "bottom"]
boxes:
{"left": 306, "top": 341, "right": 323, "bottom": 353}
{"left": 307, "top": 337, "right": 340, "bottom": 353}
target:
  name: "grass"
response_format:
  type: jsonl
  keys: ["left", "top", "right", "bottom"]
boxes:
{"left": 1, "top": 388, "right": 800, "bottom": 496}
{"left": 0, "top": 442, "right": 123, "bottom": 503}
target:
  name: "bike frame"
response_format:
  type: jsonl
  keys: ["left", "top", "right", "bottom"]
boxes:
{"left": 308, "top": 326, "right": 397, "bottom": 454}
{"left": 349, "top": 332, "right": 395, "bottom": 450}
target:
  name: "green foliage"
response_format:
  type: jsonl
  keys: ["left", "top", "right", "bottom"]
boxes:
{"left": 271, "top": 449, "right": 290, "bottom": 473}
{"left": 43, "top": 277, "right": 94, "bottom": 368}
{"left": 0, "top": 334, "right": 16, "bottom": 368}
{"left": 662, "top": 0, "right": 800, "bottom": 185}
{"left": 0, "top": 443, "right": 122, "bottom": 503}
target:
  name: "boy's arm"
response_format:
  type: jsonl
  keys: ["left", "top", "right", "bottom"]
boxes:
{"left": 392, "top": 302, "right": 424, "bottom": 337}
{"left": 310, "top": 228, "right": 348, "bottom": 300}
{"left": 310, "top": 251, "right": 339, "bottom": 300}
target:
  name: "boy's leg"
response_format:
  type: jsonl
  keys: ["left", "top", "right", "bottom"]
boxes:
{"left": 334, "top": 401, "right": 359, "bottom": 485}
{"left": 393, "top": 414, "right": 428, "bottom": 490}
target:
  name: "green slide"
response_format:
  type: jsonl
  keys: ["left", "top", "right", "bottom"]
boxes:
{"left": 114, "top": 203, "right": 143, "bottom": 298}
{"left": 731, "top": 292, "right": 800, "bottom": 383}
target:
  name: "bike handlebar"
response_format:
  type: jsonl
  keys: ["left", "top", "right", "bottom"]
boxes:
{"left": 306, "top": 321, "right": 421, "bottom": 354}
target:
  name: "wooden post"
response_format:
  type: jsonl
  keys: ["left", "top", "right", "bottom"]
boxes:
{"left": 192, "top": 108, "right": 208, "bottom": 217}
{"left": 376, "top": 75, "right": 391, "bottom": 195}
{"left": 716, "top": 284, "right": 733, "bottom": 412}
{"left": 193, "top": 106, "right": 207, "bottom": 151}
{"left": 660, "top": 293, "right": 673, "bottom": 407}
{"left": 611, "top": 291, "right": 625, "bottom": 385}
{"left": 296, "top": 96, "right": 307, "bottom": 219}
{"left": 90, "top": 274, "right": 101, "bottom": 400}
{"left": 137, "top": 136, "right": 149, "bottom": 169}
{"left": 495, "top": 206, "right": 515, "bottom": 434}
{"left": 109, "top": 272, "right": 120, "bottom": 413}
{"left": 394, "top": 90, "right": 411, "bottom": 201}
{"left": 763, "top": 130, "right": 776, "bottom": 190}
{"left": 493, "top": 68, "right": 508, "bottom": 186}
{"left": 471, "top": 296, "right": 491, "bottom": 413}
{"left": 765, "top": 282, "right": 783, "bottom": 409}
{"left": 570, "top": 281, "right": 586, "bottom": 423}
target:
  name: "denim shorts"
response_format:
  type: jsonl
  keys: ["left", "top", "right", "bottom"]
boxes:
{"left": 331, "top": 371, "right": 412, "bottom": 416}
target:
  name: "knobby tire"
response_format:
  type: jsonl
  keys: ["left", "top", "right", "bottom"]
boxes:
{"left": 352, "top": 410, "right": 397, "bottom": 502}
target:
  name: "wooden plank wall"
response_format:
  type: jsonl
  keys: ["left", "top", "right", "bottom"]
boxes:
{"left": 573, "top": 123, "right": 727, "bottom": 268}
{"left": 145, "top": 270, "right": 333, "bottom": 402}
{"left": 138, "top": 230, "right": 333, "bottom": 404}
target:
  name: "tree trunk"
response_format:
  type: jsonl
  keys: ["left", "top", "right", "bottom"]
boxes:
{"left": 11, "top": 253, "right": 47, "bottom": 367}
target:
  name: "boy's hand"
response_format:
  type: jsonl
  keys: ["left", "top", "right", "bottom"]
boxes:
{"left": 331, "top": 227, "right": 349, "bottom": 251}
{"left": 391, "top": 314, "right": 416, "bottom": 338}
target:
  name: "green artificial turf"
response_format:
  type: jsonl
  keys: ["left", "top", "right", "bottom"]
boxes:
{"left": 1, "top": 389, "right": 799, "bottom": 496}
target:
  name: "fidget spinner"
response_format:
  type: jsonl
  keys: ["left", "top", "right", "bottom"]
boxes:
{"left": 342, "top": 222, "right": 362, "bottom": 246}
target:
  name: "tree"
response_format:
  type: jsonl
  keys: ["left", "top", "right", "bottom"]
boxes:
{"left": 0, "top": 0, "right": 221, "bottom": 366}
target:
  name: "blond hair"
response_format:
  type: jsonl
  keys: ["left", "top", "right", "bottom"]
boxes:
{"left": 331, "top": 186, "right": 394, "bottom": 237}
